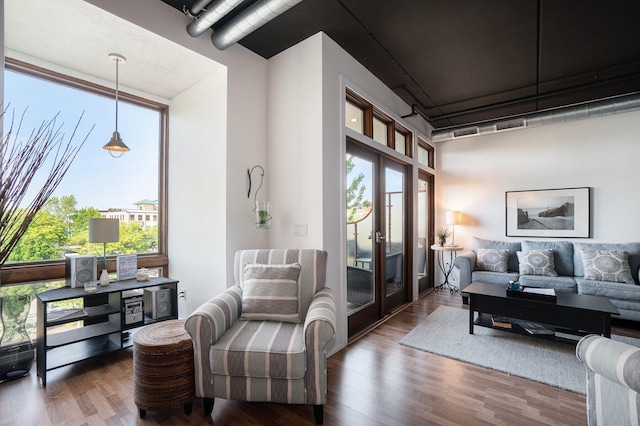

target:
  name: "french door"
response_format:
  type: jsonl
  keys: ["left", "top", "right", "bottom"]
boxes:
{"left": 346, "top": 140, "right": 410, "bottom": 337}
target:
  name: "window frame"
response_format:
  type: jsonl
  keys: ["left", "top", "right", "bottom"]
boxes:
{"left": 1, "top": 58, "right": 169, "bottom": 285}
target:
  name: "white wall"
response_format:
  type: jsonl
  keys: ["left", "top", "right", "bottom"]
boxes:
{"left": 169, "top": 71, "right": 227, "bottom": 316}
{"left": 436, "top": 110, "right": 640, "bottom": 252}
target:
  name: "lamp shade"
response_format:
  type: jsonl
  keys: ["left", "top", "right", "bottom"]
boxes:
{"left": 445, "top": 210, "right": 461, "bottom": 225}
{"left": 88, "top": 218, "right": 120, "bottom": 243}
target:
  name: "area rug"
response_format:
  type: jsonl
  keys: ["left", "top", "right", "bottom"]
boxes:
{"left": 399, "top": 305, "right": 640, "bottom": 394}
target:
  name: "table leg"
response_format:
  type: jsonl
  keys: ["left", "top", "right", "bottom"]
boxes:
{"left": 469, "top": 297, "right": 474, "bottom": 334}
{"left": 434, "top": 251, "right": 460, "bottom": 293}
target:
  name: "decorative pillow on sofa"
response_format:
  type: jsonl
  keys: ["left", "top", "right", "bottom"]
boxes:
{"left": 476, "top": 248, "right": 509, "bottom": 272}
{"left": 581, "top": 250, "right": 634, "bottom": 283}
{"left": 241, "top": 263, "right": 302, "bottom": 323}
{"left": 517, "top": 249, "right": 558, "bottom": 276}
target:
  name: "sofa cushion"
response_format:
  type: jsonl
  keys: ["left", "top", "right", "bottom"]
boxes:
{"left": 519, "top": 275, "right": 576, "bottom": 292}
{"left": 471, "top": 270, "right": 519, "bottom": 286}
{"left": 576, "top": 278, "right": 640, "bottom": 302}
{"left": 210, "top": 320, "right": 305, "bottom": 380}
{"left": 574, "top": 242, "right": 640, "bottom": 284}
{"left": 472, "top": 237, "right": 522, "bottom": 272}
{"left": 581, "top": 250, "right": 634, "bottom": 283}
{"left": 241, "top": 263, "right": 302, "bottom": 323}
{"left": 522, "top": 240, "right": 574, "bottom": 276}
{"left": 476, "top": 248, "right": 509, "bottom": 272}
{"left": 517, "top": 249, "right": 558, "bottom": 276}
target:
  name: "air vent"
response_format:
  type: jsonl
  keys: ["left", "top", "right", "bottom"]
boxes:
{"left": 496, "top": 118, "right": 526, "bottom": 131}
{"left": 453, "top": 127, "right": 479, "bottom": 138}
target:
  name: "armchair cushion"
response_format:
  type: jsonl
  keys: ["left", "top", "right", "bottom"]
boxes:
{"left": 211, "top": 320, "right": 305, "bottom": 379}
{"left": 241, "top": 263, "right": 302, "bottom": 323}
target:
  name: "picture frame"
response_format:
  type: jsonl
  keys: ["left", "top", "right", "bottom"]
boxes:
{"left": 116, "top": 254, "right": 138, "bottom": 281}
{"left": 505, "top": 187, "right": 590, "bottom": 238}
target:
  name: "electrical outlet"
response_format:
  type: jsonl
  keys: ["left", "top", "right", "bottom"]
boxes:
{"left": 294, "top": 223, "right": 308, "bottom": 237}
{"left": 178, "top": 290, "right": 187, "bottom": 300}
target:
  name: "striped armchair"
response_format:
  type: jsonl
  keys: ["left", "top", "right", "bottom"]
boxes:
{"left": 576, "top": 335, "right": 640, "bottom": 425}
{"left": 185, "top": 249, "right": 336, "bottom": 424}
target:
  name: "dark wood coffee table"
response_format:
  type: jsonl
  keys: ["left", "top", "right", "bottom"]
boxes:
{"left": 465, "top": 281, "right": 620, "bottom": 339}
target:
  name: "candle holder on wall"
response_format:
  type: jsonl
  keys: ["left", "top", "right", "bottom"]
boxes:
{"left": 248, "top": 165, "right": 271, "bottom": 229}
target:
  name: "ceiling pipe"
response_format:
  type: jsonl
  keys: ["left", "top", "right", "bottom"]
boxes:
{"left": 430, "top": 92, "right": 640, "bottom": 143}
{"left": 211, "top": 0, "right": 304, "bottom": 50}
{"left": 184, "top": 0, "right": 212, "bottom": 18}
{"left": 186, "top": 0, "right": 245, "bottom": 37}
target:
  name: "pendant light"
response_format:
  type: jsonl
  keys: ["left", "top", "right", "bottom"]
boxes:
{"left": 103, "top": 53, "right": 130, "bottom": 158}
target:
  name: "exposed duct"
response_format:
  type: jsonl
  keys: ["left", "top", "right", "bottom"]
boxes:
{"left": 186, "top": 0, "right": 245, "bottom": 37}
{"left": 210, "top": 0, "right": 304, "bottom": 50}
{"left": 430, "top": 92, "right": 640, "bottom": 143}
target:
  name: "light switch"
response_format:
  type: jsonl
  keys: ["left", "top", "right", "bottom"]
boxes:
{"left": 294, "top": 223, "right": 308, "bottom": 237}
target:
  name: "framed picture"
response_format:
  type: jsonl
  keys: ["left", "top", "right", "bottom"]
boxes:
{"left": 116, "top": 254, "right": 138, "bottom": 281}
{"left": 506, "top": 187, "right": 590, "bottom": 238}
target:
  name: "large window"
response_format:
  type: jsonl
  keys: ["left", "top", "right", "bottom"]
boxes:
{"left": 1, "top": 59, "right": 168, "bottom": 284}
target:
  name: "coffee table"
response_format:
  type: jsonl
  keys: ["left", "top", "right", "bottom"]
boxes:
{"left": 465, "top": 281, "right": 620, "bottom": 339}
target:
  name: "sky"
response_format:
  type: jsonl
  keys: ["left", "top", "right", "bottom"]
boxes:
{"left": 3, "top": 69, "right": 159, "bottom": 211}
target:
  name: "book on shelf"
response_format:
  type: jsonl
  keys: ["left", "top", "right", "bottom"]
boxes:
{"left": 491, "top": 315, "right": 512, "bottom": 329}
{"left": 515, "top": 320, "right": 554, "bottom": 335}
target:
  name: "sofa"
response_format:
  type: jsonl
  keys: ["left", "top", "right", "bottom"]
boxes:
{"left": 453, "top": 237, "right": 640, "bottom": 321}
{"left": 576, "top": 334, "right": 640, "bottom": 425}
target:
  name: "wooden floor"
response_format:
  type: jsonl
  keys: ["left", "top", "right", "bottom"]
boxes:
{"left": 2, "top": 289, "right": 639, "bottom": 426}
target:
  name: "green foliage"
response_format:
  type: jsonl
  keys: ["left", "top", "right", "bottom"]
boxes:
{"left": 6, "top": 195, "right": 157, "bottom": 263}
{"left": 346, "top": 155, "right": 369, "bottom": 223}
{"left": 7, "top": 210, "right": 68, "bottom": 262}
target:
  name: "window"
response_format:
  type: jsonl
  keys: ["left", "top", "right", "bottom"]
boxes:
{"left": 345, "top": 88, "right": 412, "bottom": 158}
{"left": 417, "top": 139, "right": 435, "bottom": 168}
{"left": 1, "top": 59, "right": 168, "bottom": 285}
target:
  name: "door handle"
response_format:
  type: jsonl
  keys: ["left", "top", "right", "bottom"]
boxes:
{"left": 375, "top": 231, "right": 385, "bottom": 243}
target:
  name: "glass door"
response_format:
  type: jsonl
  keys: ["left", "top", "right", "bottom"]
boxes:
{"left": 346, "top": 140, "right": 409, "bottom": 338}
{"left": 417, "top": 171, "right": 434, "bottom": 294}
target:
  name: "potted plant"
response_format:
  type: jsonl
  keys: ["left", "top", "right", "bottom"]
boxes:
{"left": 435, "top": 227, "right": 451, "bottom": 246}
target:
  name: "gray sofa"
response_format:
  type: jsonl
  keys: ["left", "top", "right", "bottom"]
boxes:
{"left": 454, "top": 237, "right": 640, "bottom": 321}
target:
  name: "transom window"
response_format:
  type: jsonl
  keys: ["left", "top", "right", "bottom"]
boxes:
{"left": 345, "top": 88, "right": 413, "bottom": 158}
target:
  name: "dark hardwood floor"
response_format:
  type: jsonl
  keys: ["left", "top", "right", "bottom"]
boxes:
{"left": 1, "top": 289, "right": 639, "bottom": 425}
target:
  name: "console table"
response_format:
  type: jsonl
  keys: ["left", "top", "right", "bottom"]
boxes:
{"left": 36, "top": 277, "right": 179, "bottom": 387}
{"left": 431, "top": 244, "right": 463, "bottom": 293}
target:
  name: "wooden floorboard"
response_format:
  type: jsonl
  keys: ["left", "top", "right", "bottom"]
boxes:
{"left": 1, "top": 289, "right": 638, "bottom": 425}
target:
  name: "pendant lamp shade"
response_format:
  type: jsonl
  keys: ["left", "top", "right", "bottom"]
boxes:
{"left": 104, "top": 53, "right": 130, "bottom": 158}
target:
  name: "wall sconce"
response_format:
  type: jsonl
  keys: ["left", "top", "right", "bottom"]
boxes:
{"left": 103, "top": 53, "right": 130, "bottom": 158}
{"left": 247, "top": 165, "right": 271, "bottom": 229}
{"left": 445, "top": 210, "right": 461, "bottom": 246}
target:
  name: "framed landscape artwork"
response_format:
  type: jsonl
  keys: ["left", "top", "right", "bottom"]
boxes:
{"left": 506, "top": 187, "right": 590, "bottom": 238}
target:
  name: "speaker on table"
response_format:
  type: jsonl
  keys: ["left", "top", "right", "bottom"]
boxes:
{"left": 144, "top": 288, "right": 172, "bottom": 319}
{"left": 66, "top": 254, "right": 97, "bottom": 289}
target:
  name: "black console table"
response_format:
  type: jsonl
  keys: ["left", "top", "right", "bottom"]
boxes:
{"left": 36, "top": 277, "right": 178, "bottom": 387}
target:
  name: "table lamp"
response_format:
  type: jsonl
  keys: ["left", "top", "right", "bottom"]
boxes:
{"left": 88, "top": 218, "right": 120, "bottom": 271}
{"left": 445, "top": 210, "right": 461, "bottom": 246}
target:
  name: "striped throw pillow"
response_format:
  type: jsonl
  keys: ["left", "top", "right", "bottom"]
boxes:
{"left": 241, "top": 263, "right": 302, "bottom": 323}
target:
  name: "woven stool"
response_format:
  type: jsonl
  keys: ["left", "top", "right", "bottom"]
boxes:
{"left": 133, "top": 319, "right": 195, "bottom": 418}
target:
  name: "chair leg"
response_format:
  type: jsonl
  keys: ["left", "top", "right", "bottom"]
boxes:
{"left": 313, "top": 405, "right": 323, "bottom": 424}
{"left": 203, "top": 398, "right": 215, "bottom": 416}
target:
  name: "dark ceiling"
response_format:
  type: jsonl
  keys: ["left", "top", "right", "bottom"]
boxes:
{"left": 161, "top": 0, "right": 640, "bottom": 129}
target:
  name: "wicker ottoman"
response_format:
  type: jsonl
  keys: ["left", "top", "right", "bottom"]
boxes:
{"left": 132, "top": 319, "right": 195, "bottom": 418}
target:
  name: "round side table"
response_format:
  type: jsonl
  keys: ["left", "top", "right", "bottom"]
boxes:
{"left": 431, "top": 244, "right": 464, "bottom": 293}
{"left": 132, "top": 319, "right": 195, "bottom": 418}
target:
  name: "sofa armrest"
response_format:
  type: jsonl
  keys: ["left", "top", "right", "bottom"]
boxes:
{"left": 576, "top": 334, "right": 640, "bottom": 394}
{"left": 185, "top": 285, "right": 242, "bottom": 397}
{"left": 303, "top": 287, "right": 336, "bottom": 405}
{"left": 453, "top": 251, "right": 477, "bottom": 293}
